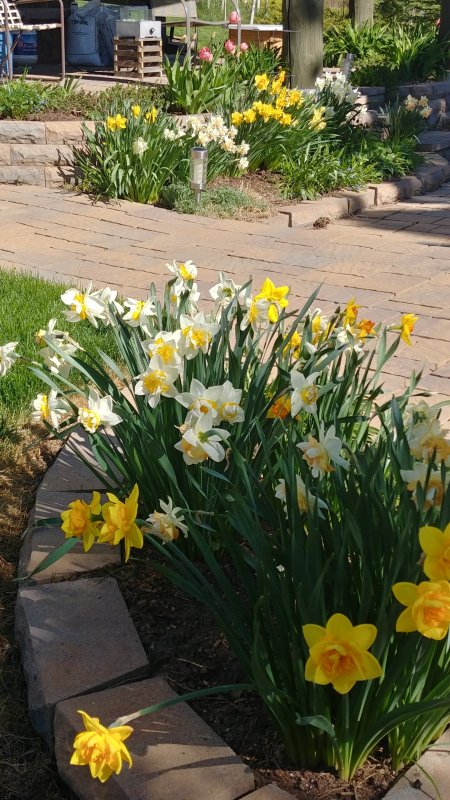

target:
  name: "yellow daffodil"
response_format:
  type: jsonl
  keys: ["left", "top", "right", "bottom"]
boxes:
{"left": 71, "top": 710, "right": 133, "bottom": 783}
{"left": 243, "top": 108, "right": 256, "bottom": 124}
{"left": 419, "top": 523, "right": 450, "bottom": 581}
{"left": 131, "top": 104, "right": 141, "bottom": 118}
{"left": 303, "top": 613, "right": 382, "bottom": 694}
{"left": 106, "top": 114, "right": 127, "bottom": 131}
{"left": 231, "top": 111, "right": 243, "bottom": 126}
{"left": 61, "top": 492, "right": 102, "bottom": 552}
{"left": 283, "top": 330, "right": 302, "bottom": 359}
{"left": 255, "top": 277, "right": 289, "bottom": 323}
{"left": 145, "top": 107, "right": 158, "bottom": 123}
{"left": 343, "top": 297, "right": 360, "bottom": 328}
{"left": 267, "top": 394, "right": 291, "bottom": 419}
{"left": 275, "top": 88, "right": 287, "bottom": 109}
{"left": 98, "top": 484, "right": 143, "bottom": 562}
{"left": 398, "top": 313, "right": 418, "bottom": 346}
{"left": 288, "top": 89, "right": 303, "bottom": 107}
{"left": 279, "top": 113, "right": 293, "bottom": 126}
{"left": 309, "top": 107, "right": 326, "bottom": 130}
{"left": 393, "top": 580, "right": 450, "bottom": 640}
{"left": 254, "top": 73, "right": 270, "bottom": 91}
{"left": 270, "top": 69, "right": 286, "bottom": 95}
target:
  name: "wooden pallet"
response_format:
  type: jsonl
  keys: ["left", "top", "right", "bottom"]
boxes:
{"left": 114, "top": 37, "right": 162, "bottom": 79}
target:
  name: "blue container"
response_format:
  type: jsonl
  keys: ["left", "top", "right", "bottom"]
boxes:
{"left": 0, "top": 32, "right": 13, "bottom": 75}
{"left": 13, "top": 31, "right": 38, "bottom": 67}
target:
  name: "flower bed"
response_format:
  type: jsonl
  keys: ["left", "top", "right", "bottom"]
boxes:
{"left": 3, "top": 257, "right": 450, "bottom": 793}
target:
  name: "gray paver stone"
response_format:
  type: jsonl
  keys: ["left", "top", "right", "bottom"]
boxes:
{"left": 54, "top": 676, "right": 255, "bottom": 800}
{"left": 10, "top": 144, "right": 74, "bottom": 166}
{"left": 45, "top": 120, "right": 95, "bottom": 144}
{"left": 18, "top": 525, "right": 120, "bottom": 583}
{"left": 0, "top": 143, "right": 11, "bottom": 164}
{"left": 40, "top": 429, "right": 116, "bottom": 492}
{"left": 0, "top": 165, "right": 45, "bottom": 185}
{"left": 383, "top": 730, "right": 450, "bottom": 799}
{"left": 370, "top": 181, "right": 404, "bottom": 205}
{"left": 15, "top": 577, "right": 149, "bottom": 747}
{"left": 245, "top": 785, "right": 294, "bottom": 798}
{"left": 32, "top": 489, "right": 105, "bottom": 522}
{"left": 0, "top": 120, "right": 46, "bottom": 143}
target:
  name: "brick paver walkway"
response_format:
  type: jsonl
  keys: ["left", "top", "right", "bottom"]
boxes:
{"left": 1, "top": 182, "right": 449, "bottom": 409}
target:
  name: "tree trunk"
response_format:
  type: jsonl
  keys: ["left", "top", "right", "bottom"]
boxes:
{"left": 440, "top": 0, "right": 450, "bottom": 68}
{"left": 349, "top": 0, "right": 374, "bottom": 25}
{"left": 283, "top": 0, "right": 324, "bottom": 89}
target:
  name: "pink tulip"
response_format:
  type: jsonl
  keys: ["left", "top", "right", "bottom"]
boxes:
{"left": 240, "top": 41, "right": 248, "bottom": 52}
{"left": 229, "top": 10, "right": 240, "bottom": 23}
{"left": 224, "top": 39, "right": 236, "bottom": 54}
{"left": 198, "top": 46, "right": 213, "bottom": 62}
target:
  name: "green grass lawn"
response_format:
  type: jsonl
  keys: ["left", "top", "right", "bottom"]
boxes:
{"left": 0, "top": 269, "right": 118, "bottom": 451}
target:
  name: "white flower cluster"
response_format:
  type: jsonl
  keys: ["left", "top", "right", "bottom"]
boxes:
{"left": 0, "top": 341, "right": 19, "bottom": 377}
{"left": 164, "top": 114, "right": 250, "bottom": 171}
{"left": 35, "top": 318, "right": 79, "bottom": 379}
{"left": 400, "top": 400, "right": 449, "bottom": 508}
{"left": 315, "top": 71, "right": 361, "bottom": 106}
{"left": 404, "top": 94, "right": 433, "bottom": 119}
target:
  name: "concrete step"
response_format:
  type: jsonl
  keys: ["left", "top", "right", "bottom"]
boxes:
{"left": 417, "top": 130, "right": 450, "bottom": 153}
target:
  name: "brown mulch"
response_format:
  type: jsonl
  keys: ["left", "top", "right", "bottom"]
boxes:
{"left": 211, "top": 170, "right": 303, "bottom": 207}
{"left": 117, "top": 552, "right": 398, "bottom": 800}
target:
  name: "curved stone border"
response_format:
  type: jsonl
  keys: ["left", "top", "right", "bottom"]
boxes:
{"left": 15, "top": 430, "right": 449, "bottom": 800}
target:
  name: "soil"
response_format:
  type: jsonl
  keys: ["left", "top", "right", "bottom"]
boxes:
{"left": 117, "top": 553, "right": 398, "bottom": 800}
{"left": 211, "top": 170, "right": 303, "bottom": 207}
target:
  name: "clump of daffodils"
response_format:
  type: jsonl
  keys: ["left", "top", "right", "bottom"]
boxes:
{"left": 167, "top": 114, "right": 250, "bottom": 171}
{"left": 404, "top": 94, "right": 433, "bottom": 119}
{"left": 315, "top": 71, "right": 361, "bottom": 106}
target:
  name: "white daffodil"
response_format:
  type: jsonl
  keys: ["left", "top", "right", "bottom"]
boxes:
{"left": 297, "top": 424, "right": 349, "bottom": 477}
{"left": 175, "top": 378, "right": 222, "bottom": 421}
{"left": 169, "top": 280, "right": 200, "bottom": 312}
{"left": 35, "top": 318, "right": 62, "bottom": 347}
{"left": 175, "top": 412, "right": 230, "bottom": 465}
{"left": 77, "top": 388, "right": 122, "bottom": 434}
{"left": 92, "top": 287, "right": 124, "bottom": 323}
{"left": 61, "top": 284, "right": 106, "bottom": 328}
{"left": 123, "top": 297, "right": 156, "bottom": 330}
{"left": 401, "top": 463, "right": 446, "bottom": 509}
{"left": 135, "top": 355, "right": 179, "bottom": 408}
{"left": 240, "top": 296, "right": 270, "bottom": 332}
{"left": 132, "top": 137, "right": 148, "bottom": 157}
{"left": 179, "top": 313, "right": 219, "bottom": 359}
{"left": 216, "top": 381, "right": 245, "bottom": 425}
{"left": 166, "top": 259, "right": 198, "bottom": 284}
{"left": 146, "top": 497, "right": 188, "bottom": 542}
{"left": 142, "top": 331, "right": 181, "bottom": 368}
{"left": 290, "top": 370, "right": 320, "bottom": 416}
{"left": 209, "top": 272, "right": 243, "bottom": 308}
{"left": 31, "top": 390, "right": 70, "bottom": 429}
{"left": 0, "top": 342, "right": 19, "bottom": 377}
{"left": 275, "top": 476, "right": 327, "bottom": 519}
{"left": 238, "top": 156, "right": 249, "bottom": 171}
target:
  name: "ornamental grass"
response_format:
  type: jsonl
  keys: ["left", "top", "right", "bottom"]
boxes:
{"left": 3, "top": 263, "right": 450, "bottom": 783}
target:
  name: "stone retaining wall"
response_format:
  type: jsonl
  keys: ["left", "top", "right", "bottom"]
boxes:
{"left": 0, "top": 120, "right": 93, "bottom": 187}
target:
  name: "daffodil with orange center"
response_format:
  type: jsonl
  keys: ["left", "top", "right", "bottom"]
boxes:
{"left": 356, "top": 319, "right": 376, "bottom": 340}
{"left": 98, "top": 484, "right": 143, "bottom": 562}
{"left": 61, "top": 492, "right": 102, "bottom": 552}
{"left": 419, "top": 523, "right": 450, "bottom": 581}
{"left": 392, "top": 579, "right": 450, "bottom": 640}
{"left": 267, "top": 393, "right": 291, "bottom": 419}
{"left": 255, "top": 277, "right": 289, "bottom": 323}
{"left": 71, "top": 710, "right": 133, "bottom": 783}
{"left": 303, "top": 613, "right": 382, "bottom": 694}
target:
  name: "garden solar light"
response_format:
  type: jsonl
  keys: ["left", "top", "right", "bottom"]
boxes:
{"left": 190, "top": 146, "right": 208, "bottom": 204}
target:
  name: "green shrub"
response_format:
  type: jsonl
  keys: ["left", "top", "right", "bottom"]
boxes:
{"left": 160, "top": 181, "right": 271, "bottom": 219}
{"left": 281, "top": 145, "right": 380, "bottom": 200}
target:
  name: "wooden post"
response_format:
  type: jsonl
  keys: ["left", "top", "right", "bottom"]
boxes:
{"left": 349, "top": 0, "right": 374, "bottom": 25}
{"left": 283, "top": 0, "right": 324, "bottom": 89}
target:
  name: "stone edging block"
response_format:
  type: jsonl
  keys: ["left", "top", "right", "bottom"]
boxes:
{"left": 15, "top": 576, "right": 149, "bottom": 747}
{"left": 54, "top": 676, "right": 255, "bottom": 800}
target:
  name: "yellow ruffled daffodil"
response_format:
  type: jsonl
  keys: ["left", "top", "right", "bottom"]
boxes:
{"left": 243, "top": 108, "right": 256, "bottom": 123}
{"left": 303, "top": 613, "right": 382, "bottom": 694}
{"left": 255, "top": 277, "right": 289, "bottom": 323}
{"left": 343, "top": 297, "right": 361, "bottom": 328}
{"left": 131, "top": 104, "right": 141, "bottom": 118}
{"left": 98, "top": 484, "right": 143, "bottom": 562}
{"left": 267, "top": 393, "right": 291, "bottom": 419}
{"left": 419, "top": 523, "right": 450, "bottom": 581}
{"left": 231, "top": 111, "right": 243, "bottom": 126}
{"left": 254, "top": 73, "right": 270, "bottom": 91}
{"left": 393, "top": 579, "right": 450, "bottom": 640}
{"left": 106, "top": 114, "right": 127, "bottom": 131}
{"left": 71, "top": 710, "right": 133, "bottom": 783}
{"left": 61, "top": 492, "right": 102, "bottom": 552}
{"left": 356, "top": 319, "right": 376, "bottom": 340}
